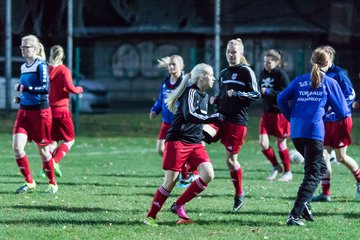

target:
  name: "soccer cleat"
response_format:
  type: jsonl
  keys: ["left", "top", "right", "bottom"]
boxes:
{"left": 266, "top": 165, "right": 283, "bottom": 181}
{"left": 170, "top": 202, "right": 191, "bottom": 220}
{"left": 311, "top": 193, "right": 331, "bottom": 202}
{"left": 278, "top": 171, "right": 293, "bottom": 182}
{"left": 45, "top": 184, "right": 58, "bottom": 194}
{"left": 177, "top": 173, "right": 199, "bottom": 188}
{"left": 356, "top": 183, "right": 360, "bottom": 200}
{"left": 301, "top": 202, "right": 314, "bottom": 222}
{"left": 39, "top": 169, "right": 46, "bottom": 178}
{"left": 176, "top": 218, "right": 193, "bottom": 224}
{"left": 286, "top": 215, "right": 305, "bottom": 226}
{"left": 53, "top": 161, "right": 62, "bottom": 178}
{"left": 143, "top": 217, "right": 159, "bottom": 227}
{"left": 177, "top": 182, "right": 191, "bottom": 188}
{"left": 16, "top": 181, "right": 36, "bottom": 194}
{"left": 233, "top": 194, "right": 244, "bottom": 211}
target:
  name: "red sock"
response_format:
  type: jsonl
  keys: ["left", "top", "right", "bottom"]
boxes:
{"left": 16, "top": 155, "right": 33, "bottom": 183}
{"left": 353, "top": 169, "right": 360, "bottom": 183}
{"left": 230, "top": 168, "right": 243, "bottom": 196}
{"left": 262, "top": 147, "right": 278, "bottom": 167}
{"left": 53, "top": 143, "right": 70, "bottom": 163}
{"left": 147, "top": 186, "right": 170, "bottom": 219}
{"left": 321, "top": 178, "right": 331, "bottom": 196}
{"left": 279, "top": 149, "right": 291, "bottom": 172}
{"left": 43, "top": 159, "right": 56, "bottom": 185}
{"left": 181, "top": 163, "right": 190, "bottom": 179}
{"left": 192, "top": 169, "right": 199, "bottom": 175}
{"left": 176, "top": 178, "right": 208, "bottom": 206}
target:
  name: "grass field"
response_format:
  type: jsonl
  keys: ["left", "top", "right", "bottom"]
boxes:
{"left": 0, "top": 111, "right": 360, "bottom": 239}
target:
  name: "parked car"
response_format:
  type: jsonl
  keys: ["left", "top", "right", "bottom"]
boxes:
{"left": 71, "top": 78, "right": 110, "bottom": 113}
{"left": 0, "top": 77, "right": 19, "bottom": 110}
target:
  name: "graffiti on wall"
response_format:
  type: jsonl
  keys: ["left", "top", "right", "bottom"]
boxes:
{"left": 111, "top": 42, "right": 180, "bottom": 79}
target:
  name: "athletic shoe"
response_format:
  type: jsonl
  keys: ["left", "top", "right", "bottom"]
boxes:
{"left": 176, "top": 218, "right": 193, "bottom": 224}
{"left": 45, "top": 184, "right": 58, "bottom": 194}
{"left": 181, "top": 173, "right": 199, "bottom": 185}
{"left": 301, "top": 202, "right": 314, "bottom": 222}
{"left": 143, "top": 217, "right": 158, "bottom": 227}
{"left": 278, "top": 171, "right": 293, "bottom": 182}
{"left": 53, "top": 161, "right": 62, "bottom": 178}
{"left": 286, "top": 215, "right": 305, "bottom": 226}
{"left": 311, "top": 193, "right": 331, "bottom": 202}
{"left": 356, "top": 183, "right": 360, "bottom": 200}
{"left": 266, "top": 165, "right": 283, "bottom": 181}
{"left": 233, "top": 194, "right": 244, "bottom": 211}
{"left": 15, "top": 181, "right": 36, "bottom": 194}
{"left": 177, "top": 182, "right": 191, "bottom": 188}
{"left": 170, "top": 202, "right": 191, "bottom": 220}
{"left": 39, "top": 169, "right": 46, "bottom": 178}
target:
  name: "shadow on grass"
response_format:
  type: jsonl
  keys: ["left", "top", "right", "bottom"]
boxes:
{"left": 91, "top": 173, "right": 164, "bottom": 179}
{"left": 11, "top": 205, "right": 118, "bottom": 213}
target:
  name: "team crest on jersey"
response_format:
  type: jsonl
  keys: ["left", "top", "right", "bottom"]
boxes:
{"left": 262, "top": 77, "right": 274, "bottom": 88}
{"left": 231, "top": 73, "right": 237, "bottom": 79}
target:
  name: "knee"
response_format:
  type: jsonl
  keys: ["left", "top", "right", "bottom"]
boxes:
{"left": 13, "top": 145, "right": 24, "bottom": 158}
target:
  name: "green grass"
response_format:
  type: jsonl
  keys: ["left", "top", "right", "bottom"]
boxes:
{"left": 0, "top": 111, "right": 360, "bottom": 239}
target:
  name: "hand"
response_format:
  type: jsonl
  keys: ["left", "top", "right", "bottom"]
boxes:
{"left": 353, "top": 100, "right": 359, "bottom": 109}
{"left": 149, "top": 111, "right": 157, "bottom": 119}
{"left": 15, "top": 83, "right": 26, "bottom": 92}
{"left": 227, "top": 89, "right": 235, "bottom": 97}
{"left": 77, "top": 86, "right": 84, "bottom": 93}
{"left": 217, "top": 113, "right": 225, "bottom": 122}
{"left": 13, "top": 97, "right": 20, "bottom": 104}
{"left": 209, "top": 96, "right": 217, "bottom": 105}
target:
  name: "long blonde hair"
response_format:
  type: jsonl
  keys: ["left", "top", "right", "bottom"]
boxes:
{"left": 227, "top": 38, "right": 248, "bottom": 65}
{"left": 49, "top": 45, "right": 65, "bottom": 66}
{"left": 310, "top": 47, "right": 329, "bottom": 90}
{"left": 21, "top": 35, "right": 46, "bottom": 61}
{"left": 165, "top": 63, "right": 212, "bottom": 113}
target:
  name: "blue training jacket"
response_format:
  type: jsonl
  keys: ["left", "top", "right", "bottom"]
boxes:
{"left": 18, "top": 58, "right": 49, "bottom": 107}
{"left": 151, "top": 75, "right": 182, "bottom": 124}
{"left": 277, "top": 72, "right": 349, "bottom": 141}
{"left": 324, "top": 64, "right": 356, "bottom": 122}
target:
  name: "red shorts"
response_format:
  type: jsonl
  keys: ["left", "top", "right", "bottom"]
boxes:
{"left": 324, "top": 117, "right": 352, "bottom": 148}
{"left": 162, "top": 141, "right": 210, "bottom": 172}
{"left": 207, "top": 120, "right": 247, "bottom": 154}
{"left": 51, "top": 108, "right": 75, "bottom": 142}
{"left": 259, "top": 112, "right": 290, "bottom": 138}
{"left": 13, "top": 108, "right": 52, "bottom": 146}
{"left": 158, "top": 122, "right": 171, "bottom": 139}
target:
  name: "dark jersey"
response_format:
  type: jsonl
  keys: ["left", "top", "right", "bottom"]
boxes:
{"left": 259, "top": 66, "right": 289, "bottom": 113}
{"left": 216, "top": 64, "right": 260, "bottom": 126}
{"left": 166, "top": 85, "right": 220, "bottom": 144}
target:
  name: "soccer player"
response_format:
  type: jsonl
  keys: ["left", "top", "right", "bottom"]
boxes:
{"left": 312, "top": 46, "right": 359, "bottom": 201}
{"left": 149, "top": 55, "right": 199, "bottom": 187}
{"left": 258, "top": 49, "right": 292, "bottom": 181}
{"left": 144, "top": 63, "right": 224, "bottom": 226}
{"left": 13, "top": 35, "right": 58, "bottom": 194}
{"left": 278, "top": 47, "right": 349, "bottom": 226}
{"left": 203, "top": 38, "right": 261, "bottom": 211}
{"left": 40, "top": 45, "right": 83, "bottom": 178}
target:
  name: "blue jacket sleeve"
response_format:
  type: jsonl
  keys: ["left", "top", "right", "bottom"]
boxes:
{"left": 277, "top": 79, "right": 296, "bottom": 121}
{"left": 337, "top": 70, "right": 356, "bottom": 107}
{"left": 151, "top": 83, "right": 163, "bottom": 114}
{"left": 326, "top": 79, "right": 350, "bottom": 120}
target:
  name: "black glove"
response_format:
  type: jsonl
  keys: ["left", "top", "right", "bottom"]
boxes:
{"left": 217, "top": 113, "right": 225, "bottom": 122}
{"left": 14, "top": 96, "right": 20, "bottom": 104}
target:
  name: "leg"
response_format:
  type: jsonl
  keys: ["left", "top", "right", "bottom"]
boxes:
{"left": 38, "top": 144, "right": 58, "bottom": 193}
{"left": 156, "top": 139, "right": 165, "bottom": 156}
{"left": 171, "top": 162, "right": 213, "bottom": 223}
{"left": 289, "top": 139, "right": 325, "bottom": 222}
{"left": 53, "top": 139, "right": 74, "bottom": 163}
{"left": 260, "top": 134, "right": 282, "bottom": 179}
{"left": 146, "top": 170, "right": 178, "bottom": 220}
{"left": 13, "top": 133, "right": 36, "bottom": 193}
{"left": 277, "top": 138, "right": 292, "bottom": 182}
{"left": 312, "top": 147, "right": 332, "bottom": 201}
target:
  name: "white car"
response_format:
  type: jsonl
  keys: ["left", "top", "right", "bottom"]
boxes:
{"left": 71, "top": 79, "right": 110, "bottom": 113}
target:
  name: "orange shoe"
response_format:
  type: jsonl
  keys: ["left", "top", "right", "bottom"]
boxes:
{"left": 176, "top": 218, "right": 193, "bottom": 224}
